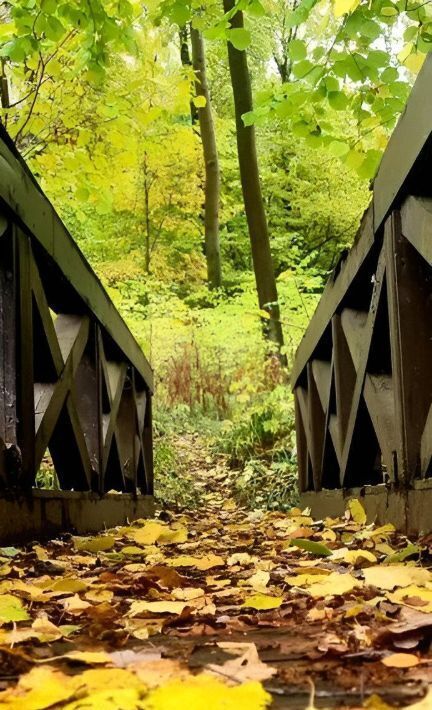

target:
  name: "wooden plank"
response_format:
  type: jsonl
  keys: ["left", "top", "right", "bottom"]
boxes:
{"left": 0, "top": 126, "right": 153, "bottom": 391}
{"left": 401, "top": 196, "right": 432, "bottom": 266}
{"left": 34, "top": 317, "right": 89, "bottom": 468}
{"left": 0, "top": 224, "right": 16, "bottom": 484}
{"left": 291, "top": 207, "right": 374, "bottom": 387}
{"left": 340, "top": 248, "right": 386, "bottom": 482}
{"left": 340, "top": 309, "right": 368, "bottom": 371}
{"left": 307, "top": 362, "right": 325, "bottom": 491}
{"left": 332, "top": 314, "right": 356, "bottom": 446}
{"left": 143, "top": 393, "right": 154, "bottom": 495}
{"left": 385, "top": 209, "right": 432, "bottom": 482}
{"left": 420, "top": 403, "right": 432, "bottom": 475}
{"left": 311, "top": 360, "right": 331, "bottom": 411}
{"left": 373, "top": 55, "right": 432, "bottom": 231}
{"left": 363, "top": 374, "right": 395, "bottom": 480}
{"left": 16, "top": 229, "right": 35, "bottom": 486}
{"left": 294, "top": 389, "right": 308, "bottom": 493}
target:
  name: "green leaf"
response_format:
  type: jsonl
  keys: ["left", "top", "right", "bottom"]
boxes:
{"left": 328, "top": 140, "right": 350, "bottom": 157}
{"left": 328, "top": 90, "right": 349, "bottom": 110}
{"left": 41, "top": 0, "right": 57, "bottom": 13}
{"left": 357, "top": 149, "right": 382, "bottom": 179}
{"left": 45, "top": 16, "right": 65, "bottom": 42}
{"left": 247, "top": 0, "right": 266, "bottom": 17}
{"left": 227, "top": 28, "right": 251, "bottom": 51}
{"left": 170, "top": 2, "right": 191, "bottom": 27}
{"left": 292, "top": 59, "right": 314, "bottom": 78}
{"left": 367, "top": 49, "right": 389, "bottom": 68}
{"left": 289, "top": 539, "right": 332, "bottom": 556}
{"left": 288, "top": 39, "right": 306, "bottom": 61}
{"left": 381, "top": 66, "right": 398, "bottom": 83}
{"left": 0, "top": 547, "right": 20, "bottom": 558}
{"left": 0, "top": 594, "right": 29, "bottom": 622}
{"left": 385, "top": 544, "right": 421, "bottom": 564}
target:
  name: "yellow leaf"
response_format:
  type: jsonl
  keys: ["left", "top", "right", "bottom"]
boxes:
{"left": 171, "top": 587, "right": 205, "bottom": 601}
{"left": 84, "top": 588, "right": 113, "bottom": 603}
{"left": 388, "top": 584, "right": 432, "bottom": 612}
{"left": 246, "top": 570, "right": 270, "bottom": 592}
{"left": 144, "top": 674, "right": 271, "bottom": 709}
{"left": 129, "top": 600, "right": 188, "bottom": 616}
{"left": 158, "top": 527, "right": 188, "bottom": 545}
{"left": 284, "top": 573, "right": 331, "bottom": 587}
{"left": 242, "top": 594, "right": 283, "bottom": 610}
{"left": 363, "top": 565, "right": 431, "bottom": 590}
{"left": 126, "top": 522, "right": 165, "bottom": 545}
{"left": 49, "top": 578, "right": 87, "bottom": 594}
{"left": 382, "top": 653, "right": 419, "bottom": 668}
{"left": 347, "top": 498, "right": 367, "bottom": 525}
{"left": 404, "top": 52, "right": 425, "bottom": 74}
{"left": 342, "top": 550, "right": 377, "bottom": 567}
{"left": 0, "top": 666, "right": 77, "bottom": 708}
{"left": 306, "top": 572, "right": 360, "bottom": 598}
{"left": 333, "top": 0, "right": 360, "bottom": 17}
{"left": 73, "top": 535, "right": 115, "bottom": 553}
{"left": 168, "top": 554, "right": 225, "bottom": 570}
{"left": 193, "top": 95, "right": 207, "bottom": 108}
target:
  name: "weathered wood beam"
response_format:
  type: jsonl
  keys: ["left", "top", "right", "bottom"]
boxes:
{"left": 0, "top": 126, "right": 153, "bottom": 391}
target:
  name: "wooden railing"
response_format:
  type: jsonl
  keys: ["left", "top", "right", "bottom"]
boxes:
{"left": 0, "top": 127, "right": 153, "bottom": 497}
{"left": 292, "top": 55, "right": 432, "bottom": 501}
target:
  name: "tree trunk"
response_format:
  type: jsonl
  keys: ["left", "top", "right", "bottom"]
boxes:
{"left": 190, "top": 27, "right": 222, "bottom": 290}
{"left": 179, "top": 26, "right": 198, "bottom": 125}
{"left": 223, "top": 0, "right": 284, "bottom": 352}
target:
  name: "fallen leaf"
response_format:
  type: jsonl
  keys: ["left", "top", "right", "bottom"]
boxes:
{"left": 348, "top": 498, "right": 367, "bottom": 524}
{"left": 289, "top": 539, "right": 332, "bottom": 556}
{"left": 129, "top": 600, "right": 189, "bottom": 616}
{"left": 242, "top": 594, "right": 283, "bottom": 610}
{"left": 381, "top": 652, "right": 419, "bottom": 668}
{"left": 363, "top": 565, "right": 431, "bottom": 590}
{"left": 0, "top": 594, "right": 29, "bottom": 622}
{"left": 73, "top": 535, "right": 116, "bottom": 553}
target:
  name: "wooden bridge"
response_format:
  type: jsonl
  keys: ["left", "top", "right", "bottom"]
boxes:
{"left": 0, "top": 127, "right": 154, "bottom": 542}
{"left": 292, "top": 55, "right": 432, "bottom": 534}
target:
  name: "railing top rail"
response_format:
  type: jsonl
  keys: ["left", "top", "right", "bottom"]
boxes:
{"left": 292, "top": 54, "right": 432, "bottom": 389}
{"left": 0, "top": 126, "right": 153, "bottom": 392}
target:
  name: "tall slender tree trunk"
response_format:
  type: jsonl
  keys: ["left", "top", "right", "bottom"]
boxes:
{"left": 223, "top": 0, "right": 284, "bottom": 352}
{"left": 190, "top": 27, "right": 222, "bottom": 290}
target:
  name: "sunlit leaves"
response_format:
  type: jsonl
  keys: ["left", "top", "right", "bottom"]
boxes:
{"left": 0, "top": 594, "right": 30, "bottom": 622}
{"left": 227, "top": 28, "right": 251, "bottom": 51}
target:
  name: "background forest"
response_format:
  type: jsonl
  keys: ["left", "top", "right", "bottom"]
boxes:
{"left": 0, "top": 0, "right": 426, "bottom": 509}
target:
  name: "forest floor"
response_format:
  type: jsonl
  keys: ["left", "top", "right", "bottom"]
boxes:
{"left": 0, "top": 447, "right": 432, "bottom": 709}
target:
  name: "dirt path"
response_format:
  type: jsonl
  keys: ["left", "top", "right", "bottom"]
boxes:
{"left": 0, "top": 478, "right": 431, "bottom": 708}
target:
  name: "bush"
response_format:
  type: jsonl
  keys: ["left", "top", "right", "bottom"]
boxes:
{"left": 231, "top": 456, "right": 299, "bottom": 511}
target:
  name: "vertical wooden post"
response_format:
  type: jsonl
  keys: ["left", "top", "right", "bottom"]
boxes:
{"left": 385, "top": 211, "right": 432, "bottom": 483}
{"left": 0, "top": 223, "right": 17, "bottom": 484}
{"left": 294, "top": 390, "right": 308, "bottom": 493}
{"left": 143, "top": 393, "right": 154, "bottom": 495}
{"left": 16, "top": 229, "right": 35, "bottom": 487}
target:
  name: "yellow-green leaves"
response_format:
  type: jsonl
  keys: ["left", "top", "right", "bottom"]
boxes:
{"left": 0, "top": 594, "right": 29, "bottom": 622}
{"left": 347, "top": 499, "right": 367, "bottom": 525}
{"left": 73, "top": 536, "right": 115, "bottom": 553}
{"left": 242, "top": 594, "right": 283, "bottom": 610}
{"left": 333, "top": 0, "right": 360, "bottom": 16}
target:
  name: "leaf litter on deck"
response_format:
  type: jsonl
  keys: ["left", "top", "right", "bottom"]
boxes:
{"left": 0, "top": 497, "right": 432, "bottom": 708}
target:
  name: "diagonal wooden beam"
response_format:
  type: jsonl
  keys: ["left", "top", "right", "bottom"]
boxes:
{"left": 340, "top": 248, "right": 386, "bottom": 484}
{"left": 34, "top": 317, "right": 89, "bottom": 468}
